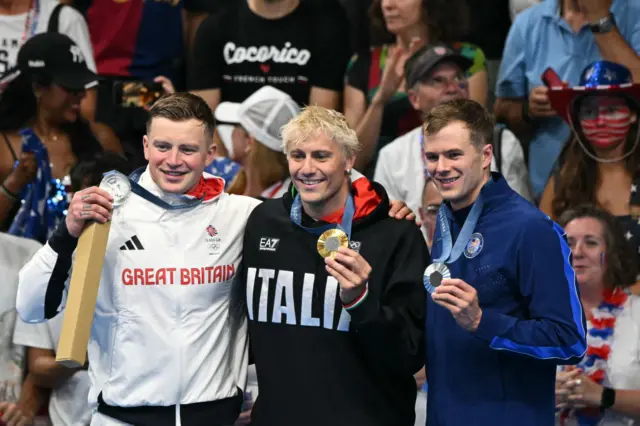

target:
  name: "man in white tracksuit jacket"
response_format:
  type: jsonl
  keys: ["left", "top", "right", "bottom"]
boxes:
{"left": 16, "top": 93, "right": 261, "bottom": 426}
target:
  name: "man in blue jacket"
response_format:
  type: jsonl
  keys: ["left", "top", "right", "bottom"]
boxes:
{"left": 422, "top": 98, "right": 586, "bottom": 426}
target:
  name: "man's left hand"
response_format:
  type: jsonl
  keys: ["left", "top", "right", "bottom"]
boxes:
{"left": 389, "top": 200, "right": 419, "bottom": 225}
{"left": 431, "top": 279, "right": 482, "bottom": 332}
{"left": 325, "top": 247, "right": 371, "bottom": 304}
{"left": 575, "top": 0, "right": 612, "bottom": 21}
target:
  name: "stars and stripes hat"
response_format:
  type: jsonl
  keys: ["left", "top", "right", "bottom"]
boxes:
{"left": 548, "top": 61, "right": 640, "bottom": 124}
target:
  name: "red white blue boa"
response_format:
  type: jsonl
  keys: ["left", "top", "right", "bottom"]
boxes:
{"left": 560, "top": 287, "right": 628, "bottom": 425}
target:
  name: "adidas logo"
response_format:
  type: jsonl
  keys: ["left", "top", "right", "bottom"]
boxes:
{"left": 120, "top": 235, "right": 145, "bottom": 251}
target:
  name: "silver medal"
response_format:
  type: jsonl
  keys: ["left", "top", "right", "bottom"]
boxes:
{"left": 99, "top": 171, "right": 131, "bottom": 207}
{"left": 424, "top": 263, "right": 451, "bottom": 294}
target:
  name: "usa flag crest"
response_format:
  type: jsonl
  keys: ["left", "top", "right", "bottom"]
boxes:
{"left": 206, "top": 225, "right": 218, "bottom": 237}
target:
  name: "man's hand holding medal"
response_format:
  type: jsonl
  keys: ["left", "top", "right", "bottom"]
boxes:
{"left": 325, "top": 246, "right": 372, "bottom": 305}
{"left": 431, "top": 278, "right": 483, "bottom": 332}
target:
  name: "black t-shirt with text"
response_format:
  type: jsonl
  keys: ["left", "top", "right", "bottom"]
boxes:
{"left": 188, "top": 0, "right": 351, "bottom": 106}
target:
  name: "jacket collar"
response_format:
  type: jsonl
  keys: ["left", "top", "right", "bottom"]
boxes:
{"left": 138, "top": 167, "right": 225, "bottom": 205}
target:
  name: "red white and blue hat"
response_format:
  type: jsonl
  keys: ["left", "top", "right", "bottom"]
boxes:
{"left": 548, "top": 61, "right": 640, "bottom": 123}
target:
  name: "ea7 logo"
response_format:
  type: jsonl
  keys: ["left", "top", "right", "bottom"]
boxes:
{"left": 259, "top": 238, "right": 280, "bottom": 252}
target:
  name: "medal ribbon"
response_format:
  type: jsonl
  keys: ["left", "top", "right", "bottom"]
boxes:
{"left": 290, "top": 190, "right": 355, "bottom": 239}
{"left": 423, "top": 198, "right": 483, "bottom": 293}
{"left": 127, "top": 167, "right": 203, "bottom": 210}
{"left": 432, "top": 195, "right": 484, "bottom": 264}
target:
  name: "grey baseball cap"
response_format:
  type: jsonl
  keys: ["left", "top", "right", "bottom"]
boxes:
{"left": 405, "top": 45, "right": 473, "bottom": 89}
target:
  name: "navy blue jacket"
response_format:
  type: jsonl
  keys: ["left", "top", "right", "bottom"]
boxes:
{"left": 425, "top": 173, "right": 587, "bottom": 426}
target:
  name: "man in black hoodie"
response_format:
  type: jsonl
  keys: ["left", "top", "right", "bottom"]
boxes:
{"left": 236, "top": 106, "right": 429, "bottom": 426}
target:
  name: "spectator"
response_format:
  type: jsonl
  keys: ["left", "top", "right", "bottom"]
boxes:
{"left": 494, "top": 0, "right": 640, "bottom": 198}
{"left": 0, "top": 232, "right": 42, "bottom": 426}
{"left": 9, "top": 151, "right": 132, "bottom": 426}
{"left": 215, "top": 86, "right": 299, "bottom": 199}
{"left": 344, "top": 0, "right": 488, "bottom": 176}
{"left": 189, "top": 0, "right": 350, "bottom": 113}
{"left": 556, "top": 205, "right": 640, "bottom": 426}
{"left": 78, "top": 0, "right": 185, "bottom": 165}
{"left": 0, "top": 33, "right": 121, "bottom": 241}
{"left": 539, "top": 61, "right": 640, "bottom": 275}
{"left": 0, "top": 0, "right": 98, "bottom": 123}
{"left": 374, "top": 45, "right": 531, "bottom": 235}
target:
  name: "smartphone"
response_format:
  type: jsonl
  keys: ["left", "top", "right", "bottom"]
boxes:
{"left": 541, "top": 67, "right": 565, "bottom": 89}
{"left": 113, "top": 81, "right": 165, "bottom": 108}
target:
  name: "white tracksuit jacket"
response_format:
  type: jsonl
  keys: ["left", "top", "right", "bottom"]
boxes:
{"left": 16, "top": 169, "right": 260, "bottom": 425}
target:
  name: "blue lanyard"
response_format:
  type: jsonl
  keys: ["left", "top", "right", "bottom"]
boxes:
{"left": 128, "top": 167, "right": 204, "bottom": 210}
{"left": 432, "top": 195, "right": 484, "bottom": 264}
{"left": 290, "top": 190, "right": 355, "bottom": 239}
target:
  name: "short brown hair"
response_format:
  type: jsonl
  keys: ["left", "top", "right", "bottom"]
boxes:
{"left": 146, "top": 92, "right": 215, "bottom": 141}
{"left": 423, "top": 99, "right": 494, "bottom": 150}
{"left": 558, "top": 204, "right": 637, "bottom": 288}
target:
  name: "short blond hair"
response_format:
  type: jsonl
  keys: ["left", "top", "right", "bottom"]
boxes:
{"left": 281, "top": 106, "right": 361, "bottom": 159}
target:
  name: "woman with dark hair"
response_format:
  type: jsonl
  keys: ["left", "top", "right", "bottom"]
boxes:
{"left": 555, "top": 205, "right": 640, "bottom": 426}
{"left": 0, "top": 32, "right": 121, "bottom": 242}
{"left": 343, "top": 0, "right": 488, "bottom": 176}
{"left": 539, "top": 61, "right": 640, "bottom": 275}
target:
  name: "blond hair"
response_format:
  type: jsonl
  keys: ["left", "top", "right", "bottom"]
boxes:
{"left": 281, "top": 106, "right": 361, "bottom": 159}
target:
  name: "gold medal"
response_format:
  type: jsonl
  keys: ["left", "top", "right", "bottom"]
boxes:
{"left": 317, "top": 228, "right": 348, "bottom": 258}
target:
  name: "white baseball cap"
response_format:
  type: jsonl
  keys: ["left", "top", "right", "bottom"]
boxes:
{"left": 214, "top": 86, "right": 300, "bottom": 152}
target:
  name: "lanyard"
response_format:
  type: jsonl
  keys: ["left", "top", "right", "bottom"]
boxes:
{"left": 290, "top": 190, "right": 355, "bottom": 239}
{"left": 432, "top": 195, "right": 484, "bottom": 264}
{"left": 128, "top": 167, "right": 204, "bottom": 210}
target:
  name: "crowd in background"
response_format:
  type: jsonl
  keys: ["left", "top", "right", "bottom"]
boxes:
{"left": 0, "top": 0, "right": 640, "bottom": 425}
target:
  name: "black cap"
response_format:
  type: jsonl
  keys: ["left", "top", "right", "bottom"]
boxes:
{"left": 405, "top": 45, "right": 473, "bottom": 89}
{"left": 17, "top": 33, "right": 98, "bottom": 91}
